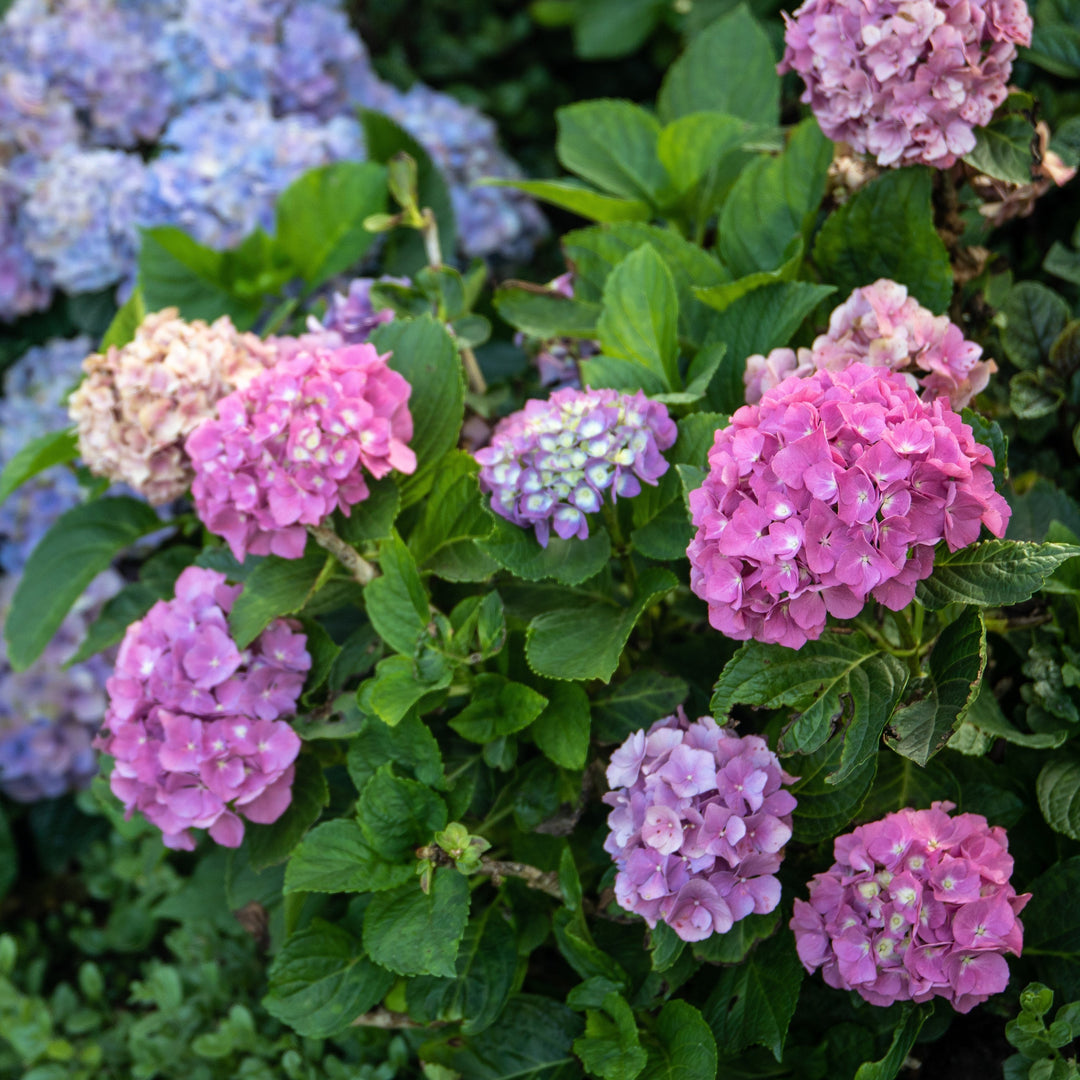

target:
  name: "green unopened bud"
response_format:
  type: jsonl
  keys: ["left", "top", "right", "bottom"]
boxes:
{"left": 364, "top": 212, "right": 403, "bottom": 233}
{"left": 1022, "top": 983, "right": 1055, "bottom": 1018}
{"left": 388, "top": 153, "right": 422, "bottom": 223}
{"left": 0, "top": 935, "right": 16, "bottom": 976}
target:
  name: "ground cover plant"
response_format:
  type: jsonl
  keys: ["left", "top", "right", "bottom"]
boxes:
{"left": 4, "top": 0, "right": 1080, "bottom": 1078}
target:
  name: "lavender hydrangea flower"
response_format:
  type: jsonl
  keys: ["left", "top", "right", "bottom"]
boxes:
{"left": 604, "top": 710, "right": 798, "bottom": 942}
{"left": 475, "top": 387, "right": 677, "bottom": 547}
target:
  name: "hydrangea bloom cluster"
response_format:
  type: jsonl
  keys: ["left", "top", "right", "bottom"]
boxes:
{"left": 475, "top": 387, "right": 677, "bottom": 547}
{"left": 296, "top": 276, "right": 404, "bottom": 351}
{"left": 0, "top": 0, "right": 545, "bottom": 320}
{"left": 790, "top": 802, "right": 1031, "bottom": 1012}
{"left": 745, "top": 279, "right": 996, "bottom": 409}
{"left": 186, "top": 343, "right": 416, "bottom": 561}
{"left": 0, "top": 571, "right": 120, "bottom": 802}
{"left": 95, "top": 566, "right": 310, "bottom": 850}
{"left": 603, "top": 710, "right": 797, "bottom": 943}
{"left": 69, "top": 309, "right": 277, "bottom": 505}
{"left": 688, "top": 363, "right": 1011, "bottom": 649}
{"left": 779, "top": 0, "right": 1033, "bottom": 168}
{"left": 0, "top": 336, "right": 91, "bottom": 573}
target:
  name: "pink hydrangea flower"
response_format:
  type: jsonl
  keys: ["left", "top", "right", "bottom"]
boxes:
{"left": 689, "top": 363, "right": 1010, "bottom": 649}
{"left": 69, "top": 308, "right": 278, "bottom": 504}
{"left": 779, "top": 0, "right": 1032, "bottom": 169}
{"left": 475, "top": 387, "right": 676, "bottom": 547}
{"left": 604, "top": 709, "right": 798, "bottom": 943}
{"left": 745, "top": 280, "right": 996, "bottom": 409}
{"left": 790, "top": 802, "right": 1031, "bottom": 1012}
{"left": 186, "top": 343, "right": 416, "bottom": 562}
{"left": 94, "top": 566, "right": 311, "bottom": 850}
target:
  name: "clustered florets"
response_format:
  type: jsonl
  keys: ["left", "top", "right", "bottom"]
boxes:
{"left": 779, "top": 0, "right": 1033, "bottom": 169}
{"left": 186, "top": 342, "right": 416, "bottom": 562}
{"left": 746, "top": 280, "right": 996, "bottom": 409}
{"left": 791, "top": 803, "right": 1030, "bottom": 1012}
{"left": 68, "top": 308, "right": 276, "bottom": 505}
{"left": 604, "top": 710, "right": 797, "bottom": 943}
{"left": 475, "top": 387, "right": 676, "bottom": 547}
{"left": 95, "top": 566, "right": 310, "bottom": 850}
{"left": 688, "top": 363, "right": 1010, "bottom": 649}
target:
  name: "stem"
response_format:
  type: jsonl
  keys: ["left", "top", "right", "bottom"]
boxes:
{"left": 351, "top": 1008, "right": 431, "bottom": 1030}
{"left": 889, "top": 607, "right": 918, "bottom": 652}
{"left": 477, "top": 858, "right": 562, "bottom": 900}
{"left": 444, "top": 755, "right": 480, "bottom": 786}
{"left": 421, "top": 208, "right": 442, "bottom": 269}
{"left": 307, "top": 524, "right": 378, "bottom": 585}
{"left": 461, "top": 344, "right": 488, "bottom": 395}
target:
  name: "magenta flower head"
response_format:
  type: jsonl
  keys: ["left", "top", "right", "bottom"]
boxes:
{"left": 790, "top": 802, "right": 1031, "bottom": 1012}
{"left": 475, "top": 387, "right": 677, "bottom": 547}
{"left": 603, "top": 709, "right": 798, "bottom": 943}
{"left": 779, "top": 0, "right": 1032, "bottom": 169}
{"left": 745, "top": 280, "right": 997, "bottom": 409}
{"left": 186, "top": 343, "right": 416, "bottom": 562}
{"left": 688, "top": 364, "right": 1010, "bottom": 649}
{"left": 94, "top": 566, "right": 311, "bottom": 851}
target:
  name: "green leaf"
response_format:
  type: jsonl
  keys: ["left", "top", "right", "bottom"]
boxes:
{"left": 574, "top": 0, "right": 665, "bottom": 59}
{"left": 284, "top": 819, "right": 414, "bottom": 894}
{"left": 640, "top": 1000, "right": 719, "bottom": 1079}
{"left": 813, "top": 169, "right": 953, "bottom": 315}
{"left": 789, "top": 737, "right": 879, "bottom": 844}
{"left": 363, "top": 868, "right": 470, "bottom": 977}
{"left": 0, "top": 428, "right": 78, "bottom": 508}
{"left": 360, "top": 110, "right": 456, "bottom": 273}
{"left": 711, "top": 632, "right": 908, "bottom": 772}
{"left": 916, "top": 541, "right": 1080, "bottom": 609}
{"left": 346, "top": 713, "right": 445, "bottom": 790}
{"left": 334, "top": 475, "right": 400, "bottom": 545}
{"left": 1011, "top": 371, "right": 1065, "bottom": 419}
{"left": 526, "top": 567, "right": 678, "bottom": 682}
{"left": 579, "top": 354, "right": 667, "bottom": 395}
{"left": 480, "top": 513, "right": 612, "bottom": 586}
{"left": 1001, "top": 281, "right": 1071, "bottom": 369}
{"left": 963, "top": 114, "right": 1036, "bottom": 184}
{"left": 100, "top": 287, "right": 146, "bottom": 350}
{"left": 860, "top": 752, "right": 959, "bottom": 821}
{"left": 531, "top": 681, "right": 592, "bottom": 770}
{"left": 138, "top": 227, "right": 260, "bottom": 328}
{"left": 1038, "top": 753, "right": 1080, "bottom": 840}
{"left": 592, "top": 671, "right": 688, "bottom": 742}
{"left": 357, "top": 652, "right": 452, "bottom": 727}
{"left": 0, "top": 804, "right": 16, "bottom": 901}
{"left": 246, "top": 755, "right": 329, "bottom": 871}
{"left": 962, "top": 684, "right": 1069, "bottom": 749}
{"left": 702, "top": 932, "right": 802, "bottom": 1061}
{"left": 357, "top": 763, "right": 447, "bottom": 860}
{"left": 556, "top": 100, "right": 669, "bottom": 204}
{"left": 485, "top": 177, "right": 651, "bottom": 223}
{"left": 656, "top": 112, "right": 755, "bottom": 205}
{"left": 1046, "top": 241, "right": 1080, "bottom": 287}
{"left": 886, "top": 608, "right": 986, "bottom": 766}
{"left": 597, "top": 245, "right": 680, "bottom": 390}
{"left": 1024, "top": 856, "right": 1080, "bottom": 960}
{"left": 854, "top": 1004, "right": 931, "bottom": 1080}
{"left": 692, "top": 911, "right": 780, "bottom": 965}
{"left": 364, "top": 533, "right": 430, "bottom": 654}
{"left": 575, "top": 993, "right": 648, "bottom": 1080}
{"left": 227, "top": 547, "right": 329, "bottom": 649}
{"left": 1025, "top": 0, "right": 1080, "bottom": 77}
{"left": 5, "top": 496, "right": 162, "bottom": 670}
{"left": 657, "top": 6, "right": 779, "bottom": 127}
{"left": 718, "top": 119, "right": 832, "bottom": 277}
{"left": 275, "top": 162, "right": 387, "bottom": 287}
{"left": 450, "top": 674, "right": 548, "bottom": 743}
{"left": 369, "top": 317, "right": 465, "bottom": 508}
{"left": 492, "top": 281, "right": 601, "bottom": 339}
{"left": 408, "top": 451, "right": 496, "bottom": 582}
{"left": 406, "top": 905, "right": 518, "bottom": 1035}
{"left": 554, "top": 908, "right": 630, "bottom": 986}
{"left": 264, "top": 919, "right": 393, "bottom": 1038}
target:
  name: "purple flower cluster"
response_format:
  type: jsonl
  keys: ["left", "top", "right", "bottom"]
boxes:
{"left": 95, "top": 566, "right": 310, "bottom": 850}
{"left": 779, "top": 0, "right": 1033, "bottom": 168}
{"left": 0, "top": 571, "right": 120, "bottom": 802}
{"left": 791, "top": 803, "right": 1030, "bottom": 1012}
{"left": 746, "top": 279, "right": 997, "bottom": 410}
{"left": 299, "top": 276, "right": 403, "bottom": 349}
{"left": 688, "top": 364, "right": 1010, "bottom": 649}
{"left": 475, "top": 388, "right": 676, "bottom": 547}
{"left": 514, "top": 273, "right": 599, "bottom": 389}
{"left": 604, "top": 710, "right": 797, "bottom": 943}
{"left": 186, "top": 343, "right": 416, "bottom": 562}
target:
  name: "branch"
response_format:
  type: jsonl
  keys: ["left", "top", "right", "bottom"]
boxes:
{"left": 351, "top": 1007, "right": 434, "bottom": 1030}
{"left": 477, "top": 858, "right": 562, "bottom": 900}
{"left": 460, "top": 344, "right": 487, "bottom": 396}
{"left": 308, "top": 524, "right": 378, "bottom": 585}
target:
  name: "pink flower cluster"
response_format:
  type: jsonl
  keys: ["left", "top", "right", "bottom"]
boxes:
{"left": 745, "top": 280, "right": 996, "bottom": 409}
{"left": 603, "top": 710, "right": 797, "bottom": 943}
{"left": 186, "top": 343, "right": 416, "bottom": 562}
{"left": 791, "top": 803, "right": 1030, "bottom": 1012}
{"left": 95, "top": 567, "right": 311, "bottom": 850}
{"left": 475, "top": 387, "right": 676, "bottom": 547}
{"left": 779, "top": 0, "right": 1032, "bottom": 169}
{"left": 688, "top": 363, "right": 1010, "bottom": 649}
